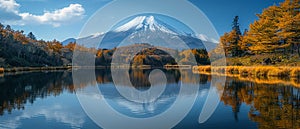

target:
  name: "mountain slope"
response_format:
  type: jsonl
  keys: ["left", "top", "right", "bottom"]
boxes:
{"left": 61, "top": 38, "right": 76, "bottom": 46}
{"left": 75, "top": 15, "right": 216, "bottom": 50}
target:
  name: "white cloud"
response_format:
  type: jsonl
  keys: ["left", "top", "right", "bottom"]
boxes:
{"left": 0, "top": 101, "right": 86, "bottom": 129}
{"left": 0, "top": 0, "right": 85, "bottom": 27}
{"left": 0, "top": 0, "right": 21, "bottom": 20}
{"left": 19, "top": 4, "right": 85, "bottom": 27}
{"left": 0, "top": 0, "right": 19, "bottom": 13}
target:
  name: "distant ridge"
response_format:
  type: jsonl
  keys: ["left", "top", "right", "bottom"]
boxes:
{"left": 61, "top": 38, "right": 76, "bottom": 46}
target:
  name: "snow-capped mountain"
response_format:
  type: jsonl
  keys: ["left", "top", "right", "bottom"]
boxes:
{"left": 74, "top": 15, "right": 216, "bottom": 50}
{"left": 113, "top": 16, "right": 179, "bottom": 35}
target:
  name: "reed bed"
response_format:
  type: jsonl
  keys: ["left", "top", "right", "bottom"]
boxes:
{"left": 193, "top": 65, "right": 300, "bottom": 87}
{"left": 194, "top": 66, "right": 300, "bottom": 77}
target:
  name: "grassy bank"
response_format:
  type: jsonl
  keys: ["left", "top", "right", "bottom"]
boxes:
{"left": 193, "top": 66, "right": 300, "bottom": 87}
{"left": 193, "top": 66, "right": 300, "bottom": 77}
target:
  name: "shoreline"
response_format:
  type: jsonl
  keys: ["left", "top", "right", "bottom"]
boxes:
{"left": 2, "top": 66, "right": 72, "bottom": 73}
{"left": 193, "top": 65, "right": 300, "bottom": 87}
{"left": 1, "top": 65, "right": 300, "bottom": 75}
{"left": 1, "top": 65, "right": 300, "bottom": 87}
{"left": 0, "top": 65, "right": 194, "bottom": 74}
{"left": 193, "top": 66, "right": 300, "bottom": 78}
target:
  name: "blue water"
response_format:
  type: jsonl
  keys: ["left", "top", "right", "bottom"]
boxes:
{"left": 0, "top": 70, "right": 298, "bottom": 129}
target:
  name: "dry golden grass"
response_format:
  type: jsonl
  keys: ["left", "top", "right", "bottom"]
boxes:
{"left": 194, "top": 66, "right": 299, "bottom": 77}
{"left": 290, "top": 67, "right": 300, "bottom": 77}
{"left": 193, "top": 65, "right": 300, "bottom": 87}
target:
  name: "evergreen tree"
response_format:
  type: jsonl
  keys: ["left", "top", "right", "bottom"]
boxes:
{"left": 232, "top": 16, "right": 242, "bottom": 35}
{"left": 27, "top": 32, "right": 36, "bottom": 40}
{"left": 5, "top": 25, "right": 11, "bottom": 32}
{"left": 219, "top": 16, "right": 243, "bottom": 57}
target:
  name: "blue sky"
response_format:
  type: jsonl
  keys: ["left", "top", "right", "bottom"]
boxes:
{"left": 0, "top": 0, "right": 283, "bottom": 41}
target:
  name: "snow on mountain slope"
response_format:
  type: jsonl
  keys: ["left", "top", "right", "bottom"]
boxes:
{"left": 74, "top": 15, "right": 217, "bottom": 50}
{"left": 114, "top": 16, "right": 178, "bottom": 35}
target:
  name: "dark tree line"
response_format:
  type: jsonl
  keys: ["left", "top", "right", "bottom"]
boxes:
{"left": 0, "top": 23, "right": 76, "bottom": 67}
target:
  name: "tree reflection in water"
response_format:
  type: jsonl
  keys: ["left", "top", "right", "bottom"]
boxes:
{"left": 1, "top": 70, "right": 300, "bottom": 129}
{"left": 0, "top": 69, "right": 185, "bottom": 116}
{"left": 0, "top": 71, "right": 74, "bottom": 115}
{"left": 221, "top": 77, "right": 300, "bottom": 129}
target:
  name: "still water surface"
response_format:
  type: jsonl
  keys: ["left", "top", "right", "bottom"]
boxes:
{"left": 0, "top": 69, "right": 299, "bottom": 129}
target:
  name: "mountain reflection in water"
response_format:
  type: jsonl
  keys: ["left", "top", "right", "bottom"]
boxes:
{"left": 0, "top": 69, "right": 299, "bottom": 129}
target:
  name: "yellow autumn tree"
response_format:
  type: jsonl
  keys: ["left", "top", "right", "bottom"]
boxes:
{"left": 243, "top": 0, "right": 299, "bottom": 55}
{"left": 243, "top": 5, "right": 283, "bottom": 54}
{"left": 277, "top": 0, "right": 300, "bottom": 55}
{"left": 220, "top": 30, "right": 243, "bottom": 57}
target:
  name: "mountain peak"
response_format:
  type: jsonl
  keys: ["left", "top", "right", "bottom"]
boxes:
{"left": 113, "top": 15, "right": 177, "bottom": 35}
{"left": 143, "top": 15, "right": 155, "bottom": 26}
{"left": 140, "top": 15, "right": 156, "bottom": 31}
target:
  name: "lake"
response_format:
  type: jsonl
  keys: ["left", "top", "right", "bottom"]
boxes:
{"left": 0, "top": 69, "right": 299, "bottom": 129}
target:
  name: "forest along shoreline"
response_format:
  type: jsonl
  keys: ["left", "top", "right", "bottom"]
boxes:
{"left": 192, "top": 0, "right": 300, "bottom": 87}
{"left": 0, "top": 0, "right": 299, "bottom": 82}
